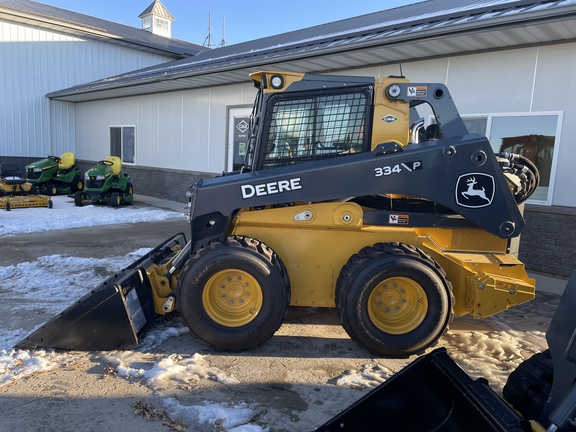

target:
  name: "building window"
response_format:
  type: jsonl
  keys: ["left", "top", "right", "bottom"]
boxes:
{"left": 110, "top": 126, "right": 135, "bottom": 164}
{"left": 463, "top": 113, "right": 562, "bottom": 204}
{"left": 155, "top": 18, "right": 169, "bottom": 31}
{"left": 142, "top": 17, "right": 151, "bottom": 29}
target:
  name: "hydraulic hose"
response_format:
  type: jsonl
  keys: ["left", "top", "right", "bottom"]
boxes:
{"left": 496, "top": 152, "right": 541, "bottom": 204}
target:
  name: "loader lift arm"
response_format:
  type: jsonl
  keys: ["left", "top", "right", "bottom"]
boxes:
{"left": 187, "top": 133, "right": 524, "bottom": 254}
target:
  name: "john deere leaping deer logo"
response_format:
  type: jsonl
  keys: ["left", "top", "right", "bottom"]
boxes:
{"left": 455, "top": 173, "right": 495, "bottom": 208}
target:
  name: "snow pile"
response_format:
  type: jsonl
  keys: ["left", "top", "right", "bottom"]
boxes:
{"left": 0, "top": 195, "right": 185, "bottom": 236}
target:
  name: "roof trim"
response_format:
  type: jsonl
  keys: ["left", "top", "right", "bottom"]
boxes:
{"left": 0, "top": 0, "right": 201, "bottom": 57}
{"left": 46, "top": 0, "right": 576, "bottom": 102}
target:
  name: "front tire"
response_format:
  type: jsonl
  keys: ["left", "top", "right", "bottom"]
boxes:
{"left": 110, "top": 191, "right": 120, "bottom": 207}
{"left": 336, "top": 242, "right": 453, "bottom": 358}
{"left": 176, "top": 235, "right": 290, "bottom": 351}
{"left": 45, "top": 183, "right": 57, "bottom": 196}
{"left": 74, "top": 191, "right": 85, "bottom": 207}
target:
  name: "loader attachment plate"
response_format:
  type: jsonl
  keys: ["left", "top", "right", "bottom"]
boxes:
{"left": 15, "top": 233, "right": 187, "bottom": 351}
{"left": 315, "top": 348, "right": 531, "bottom": 432}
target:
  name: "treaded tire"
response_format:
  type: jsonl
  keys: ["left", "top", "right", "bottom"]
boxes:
{"left": 503, "top": 350, "right": 554, "bottom": 422}
{"left": 336, "top": 242, "right": 453, "bottom": 358}
{"left": 74, "top": 191, "right": 85, "bottom": 207}
{"left": 110, "top": 191, "right": 120, "bottom": 207}
{"left": 176, "top": 235, "right": 290, "bottom": 351}
{"left": 71, "top": 175, "right": 84, "bottom": 193}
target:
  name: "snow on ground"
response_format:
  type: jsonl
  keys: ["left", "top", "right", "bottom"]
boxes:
{"left": 0, "top": 194, "right": 554, "bottom": 431}
{"left": 0, "top": 195, "right": 268, "bottom": 431}
{"left": 0, "top": 195, "right": 184, "bottom": 236}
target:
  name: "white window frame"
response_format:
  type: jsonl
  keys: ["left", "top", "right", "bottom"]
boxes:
{"left": 110, "top": 125, "right": 136, "bottom": 165}
{"left": 462, "top": 111, "right": 563, "bottom": 206}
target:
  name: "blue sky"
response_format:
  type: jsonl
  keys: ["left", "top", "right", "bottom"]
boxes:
{"left": 38, "top": 0, "right": 419, "bottom": 46}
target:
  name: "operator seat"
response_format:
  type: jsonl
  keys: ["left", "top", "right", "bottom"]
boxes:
{"left": 0, "top": 163, "right": 25, "bottom": 184}
{"left": 105, "top": 156, "right": 122, "bottom": 176}
{"left": 58, "top": 152, "right": 76, "bottom": 171}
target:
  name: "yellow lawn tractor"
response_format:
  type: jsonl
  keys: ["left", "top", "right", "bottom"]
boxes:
{"left": 0, "top": 163, "right": 52, "bottom": 211}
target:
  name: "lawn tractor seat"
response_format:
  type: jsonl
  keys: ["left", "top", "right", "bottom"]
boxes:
{"left": 105, "top": 156, "right": 122, "bottom": 176}
{"left": 58, "top": 152, "right": 76, "bottom": 171}
{"left": 0, "top": 163, "right": 26, "bottom": 185}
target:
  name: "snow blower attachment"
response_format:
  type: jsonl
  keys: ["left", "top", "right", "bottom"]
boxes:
{"left": 15, "top": 233, "right": 187, "bottom": 351}
{"left": 0, "top": 163, "right": 52, "bottom": 211}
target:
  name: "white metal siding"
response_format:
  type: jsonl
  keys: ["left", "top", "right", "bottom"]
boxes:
{"left": 0, "top": 19, "right": 178, "bottom": 158}
{"left": 75, "top": 83, "right": 256, "bottom": 173}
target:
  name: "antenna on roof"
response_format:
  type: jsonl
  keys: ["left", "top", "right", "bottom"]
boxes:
{"left": 218, "top": 17, "right": 227, "bottom": 47}
{"left": 203, "top": 12, "right": 216, "bottom": 48}
{"left": 398, "top": 60, "right": 404, "bottom": 78}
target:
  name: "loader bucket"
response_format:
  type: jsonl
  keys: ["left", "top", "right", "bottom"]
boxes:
{"left": 15, "top": 233, "right": 187, "bottom": 351}
{"left": 315, "top": 348, "right": 531, "bottom": 432}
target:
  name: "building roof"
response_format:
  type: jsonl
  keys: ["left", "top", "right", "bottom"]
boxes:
{"left": 0, "top": 0, "right": 201, "bottom": 56}
{"left": 138, "top": 0, "right": 174, "bottom": 21}
{"left": 47, "top": 0, "right": 576, "bottom": 102}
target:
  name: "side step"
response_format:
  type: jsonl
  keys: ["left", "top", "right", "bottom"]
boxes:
{"left": 314, "top": 347, "right": 531, "bottom": 432}
{"left": 14, "top": 233, "right": 187, "bottom": 351}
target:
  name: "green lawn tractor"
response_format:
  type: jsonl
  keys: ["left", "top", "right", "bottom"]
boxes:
{"left": 25, "top": 152, "right": 84, "bottom": 195}
{"left": 75, "top": 156, "right": 133, "bottom": 207}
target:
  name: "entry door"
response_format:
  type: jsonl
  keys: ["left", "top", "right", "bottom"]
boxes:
{"left": 227, "top": 107, "right": 252, "bottom": 172}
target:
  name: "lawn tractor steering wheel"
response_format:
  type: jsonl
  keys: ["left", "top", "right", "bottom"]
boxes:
{"left": 48, "top": 155, "right": 61, "bottom": 163}
{"left": 99, "top": 160, "right": 114, "bottom": 166}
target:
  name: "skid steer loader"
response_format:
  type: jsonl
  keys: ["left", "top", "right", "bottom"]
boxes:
{"left": 16, "top": 71, "right": 540, "bottom": 358}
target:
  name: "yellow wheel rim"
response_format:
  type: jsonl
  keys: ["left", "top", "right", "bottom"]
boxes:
{"left": 368, "top": 276, "right": 428, "bottom": 335}
{"left": 202, "top": 269, "right": 263, "bottom": 327}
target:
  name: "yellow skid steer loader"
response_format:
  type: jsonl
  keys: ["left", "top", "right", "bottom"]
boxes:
{"left": 16, "top": 71, "right": 539, "bottom": 358}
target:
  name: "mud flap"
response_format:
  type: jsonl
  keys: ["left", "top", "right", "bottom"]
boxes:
{"left": 315, "top": 348, "right": 531, "bottom": 432}
{"left": 15, "top": 233, "right": 187, "bottom": 351}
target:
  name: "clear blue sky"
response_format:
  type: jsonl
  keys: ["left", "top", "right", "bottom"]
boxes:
{"left": 38, "top": 0, "right": 420, "bottom": 46}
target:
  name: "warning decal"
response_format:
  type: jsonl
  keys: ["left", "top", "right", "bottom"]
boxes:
{"left": 389, "top": 214, "right": 409, "bottom": 224}
{"left": 407, "top": 86, "right": 427, "bottom": 97}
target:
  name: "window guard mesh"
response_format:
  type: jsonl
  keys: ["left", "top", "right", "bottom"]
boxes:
{"left": 262, "top": 91, "right": 368, "bottom": 169}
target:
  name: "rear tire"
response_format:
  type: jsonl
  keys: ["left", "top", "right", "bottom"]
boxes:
{"left": 71, "top": 175, "right": 84, "bottom": 192}
{"left": 176, "top": 235, "right": 290, "bottom": 351}
{"left": 336, "top": 242, "right": 453, "bottom": 358}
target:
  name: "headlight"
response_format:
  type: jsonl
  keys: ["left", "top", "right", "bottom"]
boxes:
{"left": 96, "top": 175, "right": 106, "bottom": 180}
{"left": 84, "top": 173, "right": 89, "bottom": 180}
{"left": 33, "top": 167, "right": 42, "bottom": 172}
